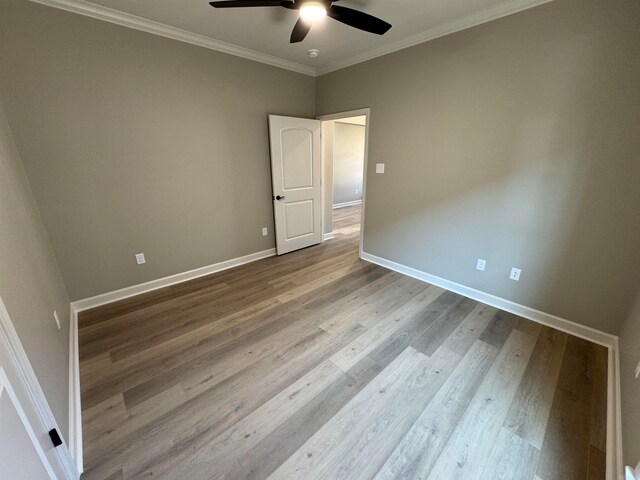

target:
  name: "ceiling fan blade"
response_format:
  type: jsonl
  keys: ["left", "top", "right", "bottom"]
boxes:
{"left": 290, "top": 18, "right": 312, "bottom": 43}
{"left": 209, "top": 1, "right": 288, "bottom": 8}
{"left": 327, "top": 5, "right": 391, "bottom": 35}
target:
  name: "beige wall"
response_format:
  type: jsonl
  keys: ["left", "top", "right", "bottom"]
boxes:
{"left": 0, "top": 0, "right": 316, "bottom": 301}
{"left": 333, "top": 123, "right": 365, "bottom": 206}
{"left": 0, "top": 100, "right": 70, "bottom": 439}
{"left": 322, "top": 120, "right": 336, "bottom": 236}
{"left": 317, "top": 0, "right": 640, "bottom": 334}
{"left": 620, "top": 294, "right": 640, "bottom": 467}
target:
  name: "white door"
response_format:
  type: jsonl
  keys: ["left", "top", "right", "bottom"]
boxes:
{"left": 0, "top": 299, "right": 69, "bottom": 479}
{"left": 269, "top": 115, "right": 322, "bottom": 255}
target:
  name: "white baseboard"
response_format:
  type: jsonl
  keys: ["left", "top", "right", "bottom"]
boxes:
{"left": 71, "top": 248, "right": 276, "bottom": 313}
{"left": 68, "top": 309, "right": 82, "bottom": 474}
{"left": 360, "top": 251, "right": 623, "bottom": 479}
{"left": 333, "top": 200, "right": 362, "bottom": 209}
{"left": 323, "top": 233, "right": 335, "bottom": 241}
{"left": 360, "top": 252, "right": 616, "bottom": 347}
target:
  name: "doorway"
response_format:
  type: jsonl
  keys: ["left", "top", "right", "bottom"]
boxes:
{"left": 318, "top": 109, "right": 370, "bottom": 257}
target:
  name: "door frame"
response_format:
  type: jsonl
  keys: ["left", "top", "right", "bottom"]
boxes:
{"left": 0, "top": 367, "right": 57, "bottom": 478}
{"left": 0, "top": 297, "right": 79, "bottom": 479}
{"left": 317, "top": 108, "right": 371, "bottom": 259}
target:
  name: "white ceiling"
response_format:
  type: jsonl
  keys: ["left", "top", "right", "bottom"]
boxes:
{"left": 32, "top": 0, "right": 551, "bottom": 75}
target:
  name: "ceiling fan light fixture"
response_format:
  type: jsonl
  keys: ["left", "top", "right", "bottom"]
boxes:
{"left": 299, "top": 1, "right": 327, "bottom": 23}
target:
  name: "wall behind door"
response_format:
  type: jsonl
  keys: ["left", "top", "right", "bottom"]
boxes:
{"left": 333, "top": 123, "right": 365, "bottom": 206}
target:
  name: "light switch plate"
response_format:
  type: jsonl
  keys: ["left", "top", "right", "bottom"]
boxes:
{"left": 262, "top": 227, "right": 268, "bottom": 236}
{"left": 135, "top": 253, "right": 146, "bottom": 265}
{"left": 376, "top": 163, "right": 385, "bottom": 174}
{"left": 476, "top": 259, "right": 486, "bottom": 271}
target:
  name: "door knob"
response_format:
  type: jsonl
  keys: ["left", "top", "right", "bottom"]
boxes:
{"left": 275, "top": 195, "right": 286, "bottom": 201}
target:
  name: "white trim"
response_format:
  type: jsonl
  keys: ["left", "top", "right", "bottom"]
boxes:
{"left": 0, "top": 298, "right": 80, "bottom": 479}
{"left": 29, "top": 0, "right": 552, "bottom": 78}
{"left": 323, "top": 233, "right": 335, "bottom": 242}
{"left": 609, "top": 338, "right": 624, "bottom": 480}
{"left": 27, "top": 0, "right": 315, "bottom": 76}
{"left": 71, "top": 248, "right": 276, "bottom": 312}
{"left": 317, "top": 108, "right": 370, "bottom": 259}
{"left": 333, "top": 200, "right": 362, "bottom": 209}
{"left": 0, "top": 368, "right": 57, "bottom": 479}
{"left": 67, "top": 309, "right": 82, "bottom": 474}
{"left": 315, "top": 0, "right": 554, "bottom": 76}
{"left": 360, "top": 251, "right": 624, "bottom": 479}
{"left": 317, "top": 109, "right": 371, "bottom": 122}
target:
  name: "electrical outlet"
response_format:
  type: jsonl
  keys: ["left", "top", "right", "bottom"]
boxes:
{"left": 262, "top": 227, "right": 268, "bottom": 236}
{"left": 510, "top": 267, "right": 522, "bottom": 281}
{"left": 53, "top": 310, "right": 61, "bottom": 330}
{"left": 476, "top": 259, "right": 486, "bottom": 271}
{"left": 635, "top": 360, "right": 640, "bottom": 379}
{"left": 375, "top": 163, "right": 385, "bottom": 174}
{"left": 135, "top": 253, "right": 146, "bottom": 265}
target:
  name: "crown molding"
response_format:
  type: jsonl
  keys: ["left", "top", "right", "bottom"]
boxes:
{"left": 27, "top": 0, "right": 317, "bottom": 76}
{"left": 28, "top": 0, "right": 553, "bottom": 78}
{"left": 315, "top": 0, "right": 554, "bottom": 76}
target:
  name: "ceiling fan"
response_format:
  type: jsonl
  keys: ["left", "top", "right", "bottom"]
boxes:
{"left": 208, "top": 1, "right": 392, "bottom": 43}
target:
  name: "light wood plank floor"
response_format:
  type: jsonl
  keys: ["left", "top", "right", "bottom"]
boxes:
{"left": 79, "top": 205, "right": 607, "bottom": 480}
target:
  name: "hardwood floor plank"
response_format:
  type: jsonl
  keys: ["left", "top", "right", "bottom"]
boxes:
{"left": 586, "top": 445, "right": 606, "bottom": 480}
{"left": 160, "top": 360, "right": 345, "bottom": 479}
{"left": 232, "top": 357, "right": 382, "bottom": 480}
{"left": 504, "top": 326, "right": 568, "bottom": 449}
{"left": 120, "top": 306, "right": 322, "bottom": 409}
{"left": 424, "top": 328, "right": 540, "bottom": 480}
{"left": 536, "top": 336, "right": 596, "bottom": 480}
{"left": 320, "top": 346, "right": 464, "bottom": 480}
{"left": 439, "top": 303, "right": 497, "bottom": 356}
{"left": 319, "top": 275, "right": 425, "bottom": 336}
{"left": 268, "top": 347, "right": 432, "bottom": 479}
{"left": 108, "top": 296, "right": 283, "bottom": 363}
{"left": 80, "top": 297, "right": 299, "bottom": 405}
{"left": 84, "top": 385, "right": 187, "bottom": 467}
{"left": 330, "top": 285, "right": 446, "bottom": 371}
{"left": 118, "top": 324, "right": 371, "bottom": 479}
{"left": 82, "top": 394, "right": 127, "bottom": 446}
{"left": 477, "top": 427, "right": 540, "bottom": 480}
{"left": 478, "top": 310, "right": 520, "bottom": 348}
{"left": 410, "top": 295, "right": 476, "bottom": 357}
{"left": 274, "top": 261, "right": 370, "bottom": 304}
{"left": 374, "top": 340, "right": 498, "bottom": 480}
{"left": 368, "top": 290, "right": 463, "bottom": 365}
